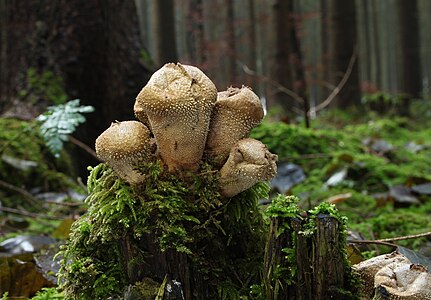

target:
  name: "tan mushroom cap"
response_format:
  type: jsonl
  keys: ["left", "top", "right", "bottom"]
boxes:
{"left": 134, "top": 62, "right": 217, "bottom": 172}
{"left": 219, "top": 138, "right": 277, "bottom": 197}
{"left": 95, "top": 121, "right": 154, "bottom": 185}
{"left": 206, "top": 86, "right": 264, "bottom": 167}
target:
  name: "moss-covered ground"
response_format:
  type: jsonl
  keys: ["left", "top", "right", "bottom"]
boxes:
{"left": 1, "top": 101, "right": 431, "bottom": 299}
{"left": 252, "top": 105, "right": 431, "bottom": 256}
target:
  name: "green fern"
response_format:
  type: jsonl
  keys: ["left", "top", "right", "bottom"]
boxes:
{"left": 36, "top": 99, "right": 94, "bottom": 157}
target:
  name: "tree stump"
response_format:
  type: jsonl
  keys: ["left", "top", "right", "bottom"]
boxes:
{"left": 264, "top": 196, "right": 359, "bottom": 300}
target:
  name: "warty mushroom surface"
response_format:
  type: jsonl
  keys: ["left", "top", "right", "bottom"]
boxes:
{"left": 206, "top": 86, "right": 264, "bottom": 167}
{"left": 219, "top": 138, "right": 277, "bottom": 197}
{"left": 95, "top": 120, "right": 154, "bottom": 185}
{"left": 134, "top": 63, "right": 217, "bottom": 172}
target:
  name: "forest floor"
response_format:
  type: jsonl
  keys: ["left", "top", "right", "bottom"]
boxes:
{"left": 0, "top": 100, "right": 430, "bottom": 298}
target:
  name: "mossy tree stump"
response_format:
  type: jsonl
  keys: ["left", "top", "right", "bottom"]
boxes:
{"left": 57, "top": 162, "right": 269, "bottom": 299}
{"left": 264, "top": 196, "right": 359, "bottom": 300}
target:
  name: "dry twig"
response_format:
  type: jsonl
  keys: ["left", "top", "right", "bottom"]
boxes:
{"left": 349, "top": 231, "right": 431, "bottom": 248}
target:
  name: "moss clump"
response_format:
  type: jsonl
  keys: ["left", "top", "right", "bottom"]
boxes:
{"left": 0, "top": 118, "right": 77, "bottom": 208}
{"left": 58, "top": 161, "right": 269, "bottom": 299}
{"left": 19, "top": 68, "right": 68, "bottom": 105}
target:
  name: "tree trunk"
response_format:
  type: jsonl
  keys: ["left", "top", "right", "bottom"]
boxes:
{"left": 152, "top": 0, "right": 178, "bottom": 66}
{"left": 327, "top": 0, "right": 360, "bottom": 108}
{"left": 264, "top": 212, "right": 357, "bottom": 299}
{"left": 0, "top": 0, "right": 151, "bottom": 176}
{"left": 269, "top": 0, "right": 308, "bottom": 123}
{"left": 397, "top": 0, "right": 421, "bottom": 115}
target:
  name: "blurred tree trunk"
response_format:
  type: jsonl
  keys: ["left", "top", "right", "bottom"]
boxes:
{"left": 185, "top": 0, "right": 205, "bottom": 65}
{"left": 151, "top": 0, "right": 178, "bottom": 66}
{"left": 225, "top": 0, "right": 237, "bottom": 86}
{"left": 269, "top": 0, "right": 307, "bottom": 123}
{"left": 245, "top": 0, "right": 257, "bottom": 89}
{"left": 397, "top": 0, "right": 421, "bottom": 115}
{"left": 0, "top": 0, "right": 150, "bottom": 176}
{"left": 326, "top": 0, "right": 360, "bottom": 108}
{"left": 370, "top": 0, "right": 381, "bottom": 89}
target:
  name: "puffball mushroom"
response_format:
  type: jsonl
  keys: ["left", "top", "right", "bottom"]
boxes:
{"left": 219, "top": 138, "right": 277, "bottom": 197}
{"left": 95, "top": 121, "right": 155, "bottom": 185}
{"left": 206, "top": 86, "right": 264, "bottom": 166}
{"left": 134, "top": 63, "right": 217, "bottom": 172}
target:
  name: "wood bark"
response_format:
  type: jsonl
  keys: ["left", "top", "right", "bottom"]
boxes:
{"left": 0, "top": 0, "right": 151, "bottom": 177}
{"left": 264, "top": 214, "right": 353, "bottom": 300}
{"left": 269, "top": 0, "right": 308, "bottom": 123}
{"left": 152, "top": 0, "right": 178, "bottom": 66}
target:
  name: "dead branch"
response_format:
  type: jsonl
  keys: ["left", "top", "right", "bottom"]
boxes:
{"left": 238, "top": 49, "right": 357, "bottom": 118}
{"left": 69, "top": 136, "right": 100, "bottom": 161}
{"left": 349, "top": 231, "right": 431, "bottom": 248}
{"left": 238, "top": 62, "right": 304, "bottom": 116}
{"left": 310, "top": 49, "right": 357, "bottom": 114}
{"left": 0, "top": 206, "right": 66, "bottom": 220}
{"left": 348, "top": 239, "right": 398, "bottom": 248}
{"left": 0, "top": 179, "right": 41, "bottom": 207}
{"left": 376, "top": 231, "right": 431, "bottom": 242}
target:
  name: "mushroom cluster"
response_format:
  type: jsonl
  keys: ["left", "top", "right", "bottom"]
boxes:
{"left": 96, "top": 63, "right": 277, "bottom": 197}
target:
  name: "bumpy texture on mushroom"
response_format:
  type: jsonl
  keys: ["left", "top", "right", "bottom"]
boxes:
{"left": 134, "top": 63, "right": 217, "bottom": 172}
{"left": 95, "top": 121, "right": 155, "bottom": 185}
{"left": 219, "top": 138, "right": 277, "bottom": 197}
{"left": 206, "top": 86, "right": 264, "bottom": 166}
{"left": 374, "top": 261, "right": 431, "bottom": 299}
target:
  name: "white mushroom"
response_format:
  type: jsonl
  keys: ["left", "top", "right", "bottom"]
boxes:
{"left": 95, "top": 121, "right": 155, "bottom": 185}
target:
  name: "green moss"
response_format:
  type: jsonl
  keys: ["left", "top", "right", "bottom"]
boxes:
{"left": 264, "top": 197, "right": 360, "bottom": 298}
{"left": 20, "top": 68, "right": 68, "bottom": 105}
{"left": 256, "top": 118, "right": 431, "bottom": 254}
{"left": 30, "top": 287, "right": 64, "bottom": 300}
{"left": 0, "top": 118, "right": 77, "bottom": 208}
{"left": 58, "top": 162, "right": 269, "bottom": 299}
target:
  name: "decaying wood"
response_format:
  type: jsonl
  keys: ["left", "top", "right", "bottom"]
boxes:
{"left": 264, "top": 213, "right": 353, "bottom": 300}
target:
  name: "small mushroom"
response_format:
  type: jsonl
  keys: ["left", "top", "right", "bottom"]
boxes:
{"left": 95, "top": 121, "right": 155, "bottom": 185}
{"left": 206, "top": 86, "right": 264, "bottom": 166}
{"left": 219, "top": 138, "right": 277, "bottom": 197}
{"left": 134, "top": 63, "right": 217, "bottom": 172}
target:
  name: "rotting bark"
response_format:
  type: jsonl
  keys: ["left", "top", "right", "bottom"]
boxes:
{"left": 264, "top": 201, "right": 358, "bottom": 300}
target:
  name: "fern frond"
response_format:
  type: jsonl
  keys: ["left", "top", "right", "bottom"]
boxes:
{"left": 36, "top": 99, "right": 94, "bottom": 157}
